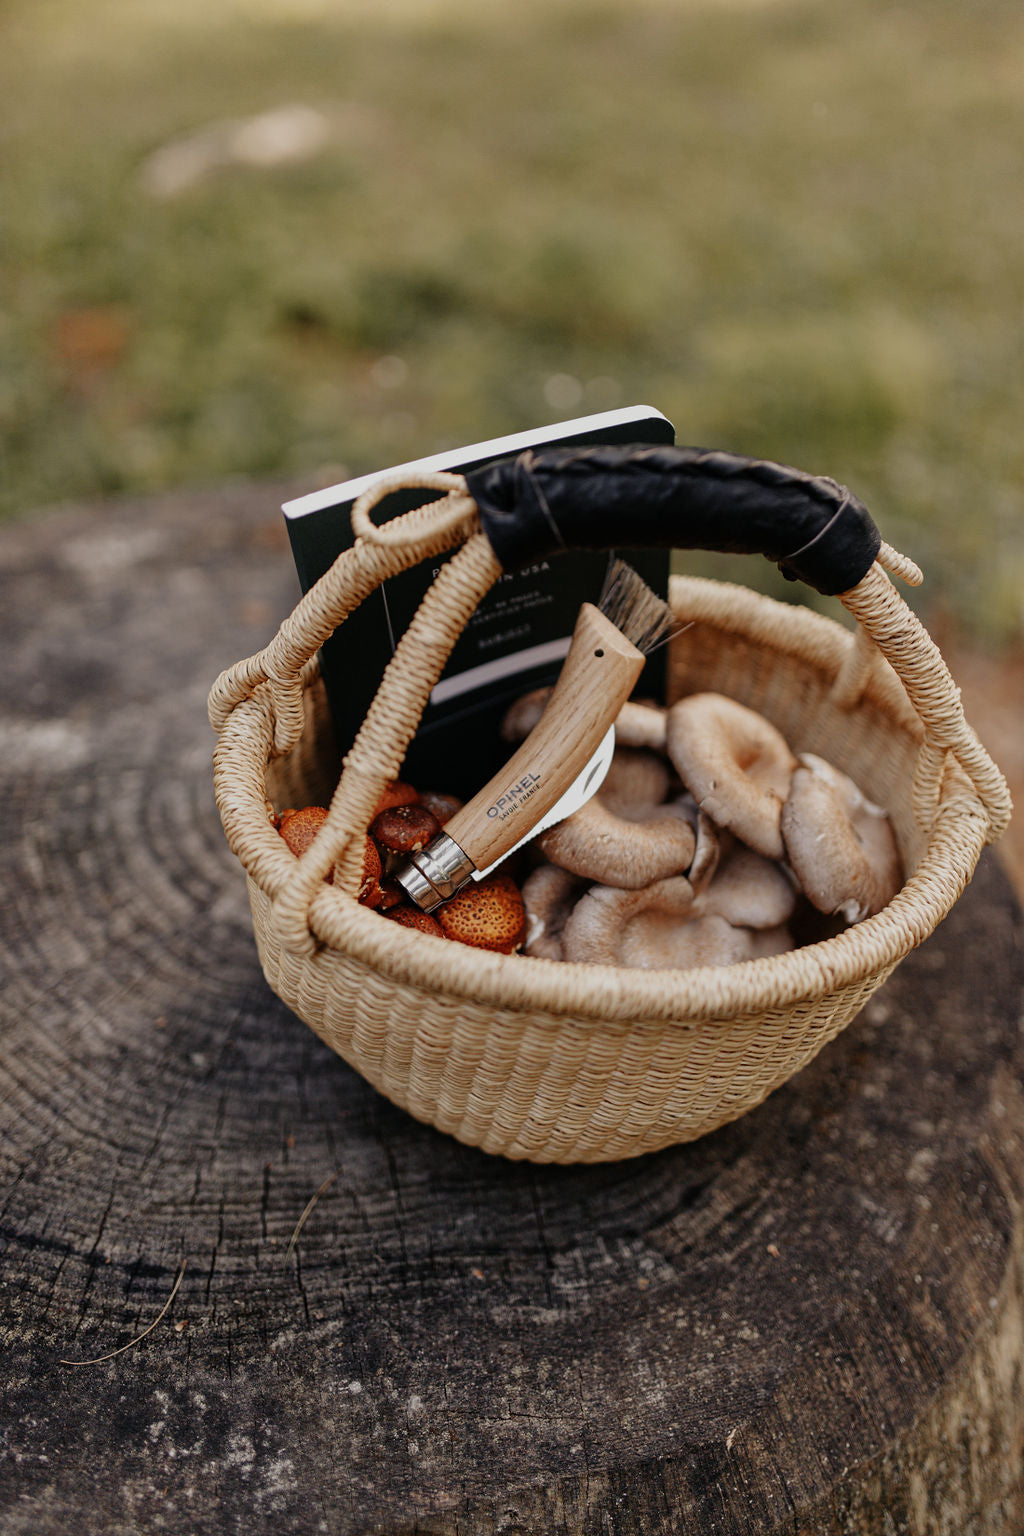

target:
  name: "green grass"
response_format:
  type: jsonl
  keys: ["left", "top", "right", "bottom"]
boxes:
{"left": 2, "top": 0, "right": 1023, "bottom": 639}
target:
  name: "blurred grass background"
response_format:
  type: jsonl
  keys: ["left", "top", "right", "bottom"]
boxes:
{"left": 2, "top": 0, "right": 1023, "bottom": 642}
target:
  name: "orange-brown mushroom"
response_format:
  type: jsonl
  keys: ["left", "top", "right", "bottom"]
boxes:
{"left": 435, "top": 871, "right": 527, "bottom": 953}
{"left": 382, "top": 904, "right": 446, "bottom": 938}
{"left": 376, "top": 878, "right": 405, "bottom": 910}
{"left": 277, "top": 805, "right": 328, "bottom": 857}
{"left": 371, "top": 779, "right": 420, "bottom": 818}
{"left": 418, "top": 789, "right": 464, "bottom": 826}
{"left": 369, "top": 803, "right": 441, "bottom": 874}
{"left": 358, "top": 835, "right": 384, "bottom": 906}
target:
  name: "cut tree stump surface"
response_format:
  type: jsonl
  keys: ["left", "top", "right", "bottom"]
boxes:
{"left": 1, "top": 483, "right": 1022, "bottom": 1536}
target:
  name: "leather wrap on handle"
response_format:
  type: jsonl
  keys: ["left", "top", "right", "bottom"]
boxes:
{"left": 465, "top": 444, "right": 882, "bottom": 597}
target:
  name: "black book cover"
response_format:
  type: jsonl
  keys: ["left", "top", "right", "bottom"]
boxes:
{"left": 283, "top": 405, "right": 675, "bottom": 798}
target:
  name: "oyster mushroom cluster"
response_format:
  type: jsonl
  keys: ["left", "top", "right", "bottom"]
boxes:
{"left": 274, "top": 782, "right": 527, "bottom": 953}
{"left": 505, "top": 687, "right": 903, "bottom": 972}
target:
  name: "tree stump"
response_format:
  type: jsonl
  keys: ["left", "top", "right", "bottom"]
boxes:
{"left": 1, "top": 482, "right": 1021, "bottom": 1535}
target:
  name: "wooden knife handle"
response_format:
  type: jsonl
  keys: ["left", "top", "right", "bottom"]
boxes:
{"left": 442, "top": 603, "right": 645, "bottom": 873}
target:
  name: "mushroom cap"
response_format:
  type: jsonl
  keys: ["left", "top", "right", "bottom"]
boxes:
{"left": 561, "top": 876, "right": 697, "bottom": 967}
{"left": 696, "top": 842, "right": 796, "bottom": 930}
{"left": 371, "top": 779, "right": 420, "bottom": 818}
{"left": 537, "top": 796, "right": 696, "bottom": 889}
{"left": 369, "top": 803, "right": 441, "bottom": 868}
{"left": 598, "top": 747, "right": 671, "bottom": 818}
{"left": 747, "top": 924, "right": 794, "bottom": 958}
{"left": 500, "top": 687, "right": 551, "bottom": 742}
{"left": 781, "top": 760, "right": 903, "bottom": 924}
{"left": 612, "top": 700, "right": 669, "bottom": 753}
{"left": 797, "top": 753, "right": 890, "bottom": 823}
{"left": 798, "top": 754, "right": 902, "bottom": 906}
{"left": 436, "top": 871, "right": 527, "bottom": 953}
{"left": 620, "top": 912, "right": 757, "bottom": 972}
{"left": 376, "top": 878, "right": 405, "bottom": 910}
{"left": 358, "top": 835, "right": 383, "bottom": 907}
{"left": 521, "top": 862, "right": 589, "bottom": 961}
{"left": 562, "top": 877, "right": 775, "bottom": 971}
{"left": 666, "top": 693, "right": 797, "bottom": 861}
{"left": 382, "top": 903, "right": 446, "bottom": 938}
{"left": 417, "top": 789, "right": 464, "bottom": 826}
{"left": 277, "top": 805, "right": 328, "bottom": 857}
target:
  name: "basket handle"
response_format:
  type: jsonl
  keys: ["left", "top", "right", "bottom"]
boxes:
{"left": 839, "top": 559, "right": 1011, "bottom": 842}
{"left": 465, "top": 444, "right": 1010, "bottom": 842}
{"left": 207, "top": 473, "right": 478, "bottom": 754}
{"left": 465, "top": 443, "right": 882, "bottom": 596}
{"left": 211, "top": 478, "right": 503, "bottom": 952}
{"left": 214, "top": 450, "right": 1010, "bottom": 953}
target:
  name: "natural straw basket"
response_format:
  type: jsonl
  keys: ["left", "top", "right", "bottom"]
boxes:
{"left": 208, "top": 450, "right": 1011, "bottom": 1163}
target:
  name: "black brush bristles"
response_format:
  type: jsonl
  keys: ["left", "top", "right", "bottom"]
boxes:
{"left": 597, "top": 558, "right": 678, "bottom": 656}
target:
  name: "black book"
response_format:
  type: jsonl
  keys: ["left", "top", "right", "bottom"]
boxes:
{"left": 283, "top": 404, "right": 675, "bottom": 799}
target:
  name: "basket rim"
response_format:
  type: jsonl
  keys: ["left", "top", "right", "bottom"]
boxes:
{"left": 288, "top": 794, "right": 985, "bottom": 1026}
{"left": 222, "top": 575, "right": 990, "bottom": 1028}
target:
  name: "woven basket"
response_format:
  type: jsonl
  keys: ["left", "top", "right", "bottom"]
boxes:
{"left": 208, "top": 464, "right": 1011, "bottom": 1163}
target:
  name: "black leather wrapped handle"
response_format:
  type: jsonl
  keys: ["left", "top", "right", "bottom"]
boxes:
{"left": 465, "top": 444, "right": 882, "bottom": 597}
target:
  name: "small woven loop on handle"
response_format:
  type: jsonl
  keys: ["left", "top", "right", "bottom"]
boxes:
{"left": 254, "top": 658, "right": 325, "bottom": 756}
{"left": 272, "top": 528, "right": 503, "bottom": 954}
{"left": 207, "top": 480, "right": 480, "bottom": 753}
{"left": 264, "top": 677, "right": 307, "bottom": 757}
{"left": 876, "top": 540, "right": 924, "bottom": 588}
{"left": 840, "top": 560, "right": 1012, "bottom": 842}
{"left": 351, "top": 469, "right": 477, "bottom": 546}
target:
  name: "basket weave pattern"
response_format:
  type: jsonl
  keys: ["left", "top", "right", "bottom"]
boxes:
{"left": 209, "top": 476, "right": 1011, "bottom": 1162}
